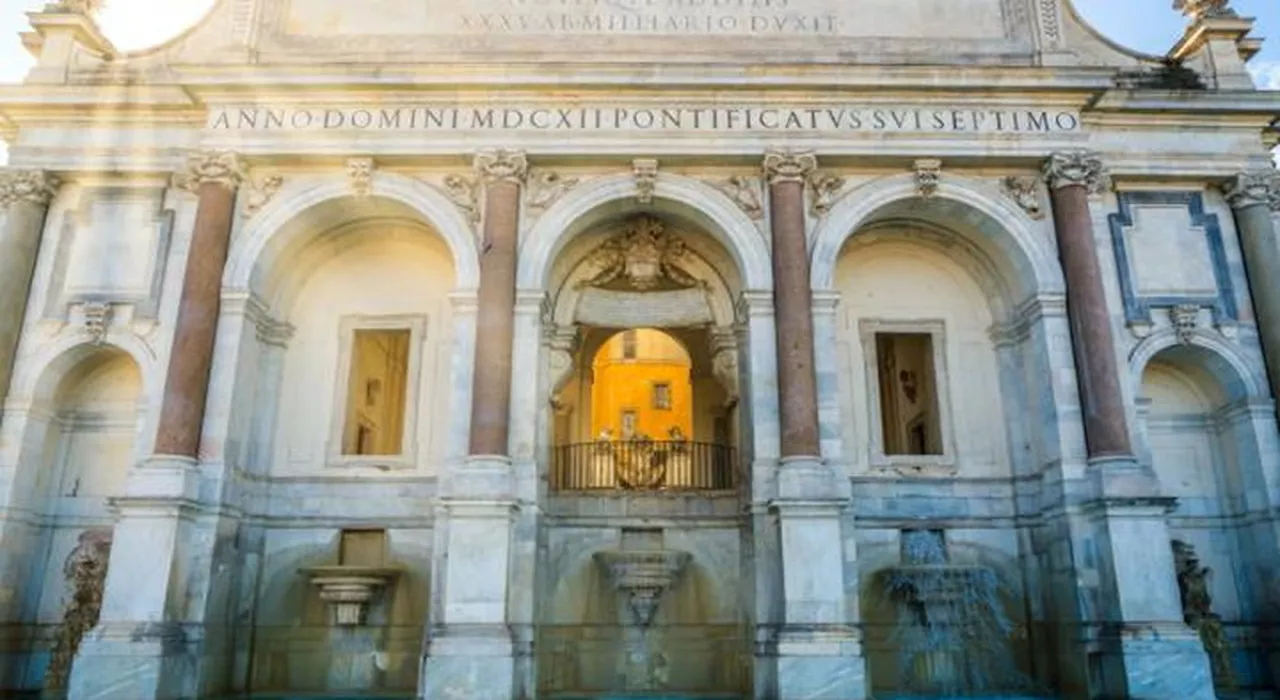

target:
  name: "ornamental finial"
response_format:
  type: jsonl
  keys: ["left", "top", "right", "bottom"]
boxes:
{"left": 40, "top": 0, "right": 106, "bottom": 17}
{"left": 1173, "top": 0, "right": 1237, "bottom": 22}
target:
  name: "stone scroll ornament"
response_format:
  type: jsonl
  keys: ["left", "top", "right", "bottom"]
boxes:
{"left": 0, "top": 170, "right": 61, "bottom": 209}
{"left": 45, "top": 530, "right": 113, "bottom": 691}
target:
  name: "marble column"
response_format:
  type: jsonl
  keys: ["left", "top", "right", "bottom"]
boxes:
{"left": 763, "top": 151, "right": 822, "bottom": 460}
{"left": 468, "top": 149, "right": 528, "bottom": 458}
{"left": 68, "top": 151, "right": 245, "bottom": 700}
{"left": 423, "top": 150, "right": 527, "bottom": 700}
{"left": 1225, "top": 170, "right": 1280, "bottom": 409}
{"left": 0, "top": 170, "right": 60, "bottom": 417}
{"left": 1043, "top": 151, "right": 1133, "bottom": 460}
{"left": 1043, "top": 151, "right": 1215, "bottom": 700}
{"left": 760, "top": 151, "right": 864, "bottom": 699}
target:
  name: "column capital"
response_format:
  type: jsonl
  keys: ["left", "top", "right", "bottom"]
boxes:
{"left": 1224, "top": 169, "right": 1280, "bottom": 211}
{"left": 0, "top": 169, "right": 61, "bottom": 209}
{"left": 762, "top": 149, "right": 818, "bottom": 185}
{"left": 474, "top": 148, "right": 529, "bottom": 185}
{"left": 173, "top": 150, "right": 246, "bottom": 193}
{"left": 1043, "top": 150, "right": 1111, "bottom": 194}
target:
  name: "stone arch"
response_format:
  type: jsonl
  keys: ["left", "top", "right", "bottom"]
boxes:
{"left": 224, "top": 171, "right": 481, "bottom": 297}
{"left": 13, "top": 335, "right": 156, "bottom": 407}
{"left": 519, "top": 173, "right": 772, "bottom": 292}
{"left": 1129, "top": 330, "right": 1268, "bottom": 405}
{"left": 810, "top": 172, "right": 1064, "bottom": 302}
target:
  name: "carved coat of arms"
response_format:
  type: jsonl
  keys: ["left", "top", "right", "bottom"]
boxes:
{"left": 584, "top": 216, "right": 701, "bottom": 291}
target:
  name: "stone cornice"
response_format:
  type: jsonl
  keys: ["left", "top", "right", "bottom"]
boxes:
{"left": 762, "top": 149, "right": 817, "bottom": 185}
{"left": 474, "top": 149, "right": 528, "bottom": 185}
{"left": 0, "top": 169, "right": 61, "bottom": 208}
{"left": 1223, "top": 169, "right": 1280, "bottom": 211}
{"left": 172, "top": 150, "right": 246, "bottom": 192}
{"left": 1043, "top": 150, "right": 1111, "bottom": 194}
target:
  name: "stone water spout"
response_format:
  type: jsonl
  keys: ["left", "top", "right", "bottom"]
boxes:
{"left": 594, "top": 548, "right": 691, "bottom": 626}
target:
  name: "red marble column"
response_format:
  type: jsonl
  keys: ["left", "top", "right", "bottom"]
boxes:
{"left": 1044, "top": 151, "right": 1133, "bottom": 459}
{"left": 0, "top": 170, "right": 60, "bottom": 413}
{"left": 763, "top": 150, "right": 822, "bottom": 459}
{"left": 468, "top": 150, "right": 528, "bottom": 457}
{"left": 153, "top": 152, "right": 244, "bottom": 458}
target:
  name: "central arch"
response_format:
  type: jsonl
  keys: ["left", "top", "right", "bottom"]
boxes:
{"left": 519, "top": 172, "right": 773, "bottom": 292}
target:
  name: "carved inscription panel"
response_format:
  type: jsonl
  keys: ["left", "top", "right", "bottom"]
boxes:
{"left": 278, "top": 0, "right": 1012, "bottom": 40}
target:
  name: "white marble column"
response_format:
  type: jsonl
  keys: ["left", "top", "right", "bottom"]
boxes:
{"left": 0, "top": 170, "right": 60, "bottom": 417}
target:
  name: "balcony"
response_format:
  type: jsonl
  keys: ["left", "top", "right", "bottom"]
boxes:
{"left": 550, "top": 439, "right": 739, "bottom": 492}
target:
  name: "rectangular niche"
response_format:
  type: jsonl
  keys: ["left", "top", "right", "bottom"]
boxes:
{"left": 44, "top": 186, "right": 174, "bottom": 320}
{"left": 860, "top": 319, "right": 956, "bottom": 477}
{"left": 327, "top": 315, "right": 427, "bottom": 471}
{"left": 339, "top": 529, "right": 388, "bottom": 567}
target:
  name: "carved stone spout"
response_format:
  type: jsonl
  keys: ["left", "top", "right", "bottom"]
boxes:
{"left": 301, "top": 565, "right": 400, "bottom": 626}
{"left": 594, "top": 549, "right": 691, "bottom": 627}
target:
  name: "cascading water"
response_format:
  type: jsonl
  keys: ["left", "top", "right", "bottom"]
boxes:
{"left": 881, "top": 530, "right": 1029, "bottom": 697}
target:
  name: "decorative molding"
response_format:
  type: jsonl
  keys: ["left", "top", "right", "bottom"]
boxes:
{"left": 807, "top": 170, "right": 846, "bottom": 218}
{"left": 474, "top": 149, "right": 528, "bottom": 185}
{"left": 712, "top": 175, "right": 764, "bottom": 220}
{"left": 632, "top": 158, "right": 659, "bottom": 204}
{"left": 0, "top": 170, "right": 61, "bottom": 209}
{"left": 241, "top": 174, "right": 284, "bottom": 219}
{"left": 1003, "top": 175, "right": 1046, "bottom": 219}
{"left": 526, "top": 170, "right": 580, "bottom": 213}
{"left": 442, "top": 174, "right": 481, "bottom": 227}
{"left": 81, "top": 301, "right": 112, "bottom": 344}
{"left": 1043, "top": 150, "right": 1111, "bottom": 194}
{"left": 1223, "top": 170, "right": 1280, "bottom": 211}
{"left": 172, "top": 151, "right": 246, "bottom": 193}
{"left": 762, "top": 149, "right": 817, "bottom": 185}
{"left": 1036, "top": 0, "right": 1063, "bottom": 44}
{"left": 914, "top": 159, "right": 942, "bottom": 198}
{"left": 1108, "top": 191, "right": 1238, "bottom": 330}
{"left": 1172, "top": 304, "right": 1202, "bottom": 345}
{"left": 347, "top": 157, "right": 375, "bottom": 198}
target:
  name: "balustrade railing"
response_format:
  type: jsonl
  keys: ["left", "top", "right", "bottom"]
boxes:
{"left": 551, "top": 439, "right": 738, "bottom": 492}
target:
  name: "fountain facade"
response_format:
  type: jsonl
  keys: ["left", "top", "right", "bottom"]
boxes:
{"left": 876, "top": 529, "right": 1031, "bottom": 697}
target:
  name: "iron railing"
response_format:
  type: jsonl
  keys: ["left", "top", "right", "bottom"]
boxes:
{"left": 551, "top": 440, "right": 738, "bottom": 492}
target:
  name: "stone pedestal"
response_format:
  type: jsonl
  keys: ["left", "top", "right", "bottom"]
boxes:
{"left": 0, "top": 170, "right": 59, "bottom": 416}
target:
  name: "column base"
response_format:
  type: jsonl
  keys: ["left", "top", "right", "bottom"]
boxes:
{"left": 67, "top": 623, "right": 198, "bottom": 700}
{"left": 1093, "top": 625, "right": 1215, "bottom": 700}
{"left": 419, "top": 626, "right": 515, "bottom": 700}
{"left": 774, "top": 626, "right": 867, "bottom": 700}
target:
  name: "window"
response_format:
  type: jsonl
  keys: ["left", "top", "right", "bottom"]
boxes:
{"left": 620, "top": 409, "right": 639, "bottom": 439}
{"left": 341, "top": 329, "right": 411, "bottom": 456}
{"left": 652, "top": 382, "right": 672, "bottom": 410}
{"left": 875, "top": 332, "right": 943, "bottom": 456}
{"left": 621, "top": 330, "right": 638, "bottom": 360}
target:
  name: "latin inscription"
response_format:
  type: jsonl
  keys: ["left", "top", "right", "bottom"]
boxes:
{"left": 210, "top": 105, "right": 1082, "bottom": 135}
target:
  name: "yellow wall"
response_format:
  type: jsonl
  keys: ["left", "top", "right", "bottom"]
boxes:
{"left": 591, "top": 329, "right": 693, "bottom": 441}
